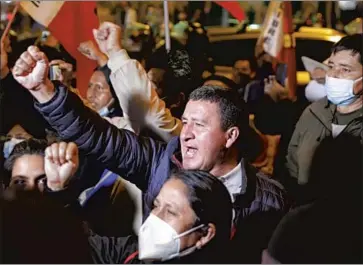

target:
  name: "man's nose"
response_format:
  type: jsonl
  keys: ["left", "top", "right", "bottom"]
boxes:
{"left": 327, "top": 68, "right": 340, "bottom": 78}
{"left": 181, "top": 124, "right": 194, "bottom": 141}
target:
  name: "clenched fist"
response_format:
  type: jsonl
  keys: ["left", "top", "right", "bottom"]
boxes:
{"left": 12, "top": 46, "right": 49, "bottom": 90}
{"left": 45, "top": 142, "right": 79, "bottom": 191}
{"left": 92, "top": 22, "right": 122, "bottom": 58}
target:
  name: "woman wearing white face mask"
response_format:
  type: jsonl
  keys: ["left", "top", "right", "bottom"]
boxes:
{"left": 88, "top": 170, "right": 233, "bottom": 264}
{"left": 286, "top": 34, "right": 363, "bottom": 205}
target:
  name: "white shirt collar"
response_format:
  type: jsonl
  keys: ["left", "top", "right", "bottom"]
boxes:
{"left": 219, "top": 160, "right": 248, "bottom": 203}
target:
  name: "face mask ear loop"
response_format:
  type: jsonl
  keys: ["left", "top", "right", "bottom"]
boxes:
{"left": 173, "top": 224, "right": 206, "bottom": 240}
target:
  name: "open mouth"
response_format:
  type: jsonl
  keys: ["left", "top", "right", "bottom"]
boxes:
{"left": 185, "top": 147, "right": 197, "bottom": 158}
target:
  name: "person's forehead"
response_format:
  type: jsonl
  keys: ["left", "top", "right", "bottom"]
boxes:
{"left": 90, "top": 71, "right": 107, "bottom": 82}
{"left": 185, "top": 100, "right": 220, "bottom": 115}
{"left": 158, "top": 179, "right": 189, "bottom": 207}
{"left": 234, "top": 60, "right": 250, "bottom": 68}
{"left": 12, "top": 155, "right": 45, "bottom": 176}
{"left": 330, "top": 50, "right": 362, "bottom": 68}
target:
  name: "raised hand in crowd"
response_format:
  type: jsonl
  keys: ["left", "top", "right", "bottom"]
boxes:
{"left": 45, "top": 142, "right": 79, "bottom": 191}
{"left": 49, "top": 59, "right": 74, "bottom": 86}
{"left": 78, "top": 40, "right": 108, "bottom": 67}
{"left": 264, "top": 75, "right": 289, "bottom": 101}
{"left": 12, "top": 45, "right": 55, "bottom": 103}
{"left": 92, "top": 22, "right": 122, "bottom": 58}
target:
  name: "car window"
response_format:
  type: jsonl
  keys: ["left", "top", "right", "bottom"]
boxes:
{"left": 210, "top": 36, "right": 336, "bottom": 71}
{"left": 210, "top": 38, "right": 257, "bottom": 66}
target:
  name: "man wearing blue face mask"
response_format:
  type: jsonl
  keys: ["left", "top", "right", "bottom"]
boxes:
{"left": 286, "top": 34, "right": 363, "bottom": 204}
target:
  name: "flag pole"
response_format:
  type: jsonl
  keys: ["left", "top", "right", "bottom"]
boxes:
{"left": 283, "top": 1, "right": 297, "bottom": 100}
{"left": 1, "top": 1, "right": 20, "bottom": 44}
{"left": 163, "top": 0, "right": 171, "bottom": 53}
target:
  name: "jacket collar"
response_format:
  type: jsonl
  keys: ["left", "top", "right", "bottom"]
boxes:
{"left": 309, "top": 97, "right": 336, "bottom": 131}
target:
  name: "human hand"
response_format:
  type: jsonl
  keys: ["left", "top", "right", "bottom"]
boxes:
{"left": 264, "top": 75, "right": 288, "bottom": 101}
{"left": 45, "top": 142, "right": 79, "bottom": 191}
{"left": 49, "top": 59, "right": 74, "bottom": 84}
{"left": 12, "top": 46, "right": 50, "bottom": 91}
{"left": 78, "top": 40, "right": 108, "bottom": 66}
{"left": 92, "top": 22, "right": 122, "bottom": 58}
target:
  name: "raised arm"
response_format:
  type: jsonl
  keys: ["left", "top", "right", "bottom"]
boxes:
{"left": 12, "top": 45, "right": 165, "bottom": 191}
{"left": 93, "top": 22, "right": 182, "bottom": 142}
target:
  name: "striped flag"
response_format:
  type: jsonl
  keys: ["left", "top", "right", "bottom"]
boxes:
{"left": 257, "top": 1, "right": 284, "bottom": 58}
{"left": 20, "top": 1, "right": 99, "bottom": 97}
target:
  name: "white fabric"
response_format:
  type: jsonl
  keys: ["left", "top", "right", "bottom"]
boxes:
{"left": 257, "top": 1, "right": 284, "bottom": 57}
{"left": 20, "top": 1, "right": 64, "bottom": 27}
{"left": 305, "top": 80, "right": 327, "bottom": 102}
{"left": 107, "top": 49, "right": 182, "bottom": 142}
{"left": 332, "top": 124, "right": 347, "bottom": 138}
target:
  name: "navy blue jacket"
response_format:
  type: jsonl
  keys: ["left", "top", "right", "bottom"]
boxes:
{"left": 36, "top": 84, "right": 289, "bottom": 262}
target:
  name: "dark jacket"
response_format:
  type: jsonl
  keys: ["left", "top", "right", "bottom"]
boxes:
{"left": 88, "top": 233, "right": 229, "bottom": 264}
{"left": 35, "top": 84, "right": 289, "bottom": 262}
{"left": 286, "top": 97, "right": 363, "bottom": 185}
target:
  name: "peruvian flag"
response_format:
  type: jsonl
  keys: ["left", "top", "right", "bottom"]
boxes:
{"left": 214, "top": 1, "right": 246, "bottom": 22}
{"left": 20, "top": 1, "right": 99, "bottom": 97}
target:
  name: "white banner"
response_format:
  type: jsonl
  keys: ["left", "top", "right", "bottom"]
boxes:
{"left": 257, "top": 1, "right": 284, "bottom": 58}
{"left": 20, "top": 1, "right": 64, "bottom": 27}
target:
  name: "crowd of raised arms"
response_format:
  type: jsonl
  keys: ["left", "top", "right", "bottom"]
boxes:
{"left": 0, "top": 20, "right": 362, "bottom": 264}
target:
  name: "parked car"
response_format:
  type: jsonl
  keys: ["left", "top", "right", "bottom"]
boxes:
{"left": 206, "top": 26, "right": 345, "bottom": 87}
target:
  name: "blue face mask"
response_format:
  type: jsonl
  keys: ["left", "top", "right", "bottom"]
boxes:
{"left": 97, "top": 98, "right": 115, "bottom": 117}
{"left": 325, "top": 76, "right": 363, "bottom": 106}
{"left": 3, "top": 138, "right": 25, "bottom": 159}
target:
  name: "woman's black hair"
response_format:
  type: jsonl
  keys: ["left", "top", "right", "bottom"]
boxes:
{"left": 170, "top": 170, "right": 232, "bottom": 248}
{"left": 4, "top": 139, "right": 48, "bottom": 185}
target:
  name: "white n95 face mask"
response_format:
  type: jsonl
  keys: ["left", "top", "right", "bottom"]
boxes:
{"left": 325, "top": 76, "right": 363, "bottom": 106}
{"left": 305, "top": 80, "right": 327, "bottom": 102}
{"left": 138, "top": 214, "right": 205, "bottom": 262}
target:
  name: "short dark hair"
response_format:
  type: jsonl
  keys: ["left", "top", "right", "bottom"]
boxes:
{"left": 188, "top": 86, "right": 263, "bottom": 161}
{"left": 170, "top": 170, "right": 232, "bottom": 249}
{"left": 235, "top": 57, "right": 258, "bottom": 73}
{"left": 189, "top": 85, "right": 249, "bottom": 132}
{"left": 4, "top": 139, "right": 47, "bottom": 184}
{"left": 331, "top": 34, "right": 363, "bottom": 65}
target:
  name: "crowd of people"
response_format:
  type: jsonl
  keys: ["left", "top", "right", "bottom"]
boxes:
{"left": 0, "top": 8, "right": 362, "bottom": 263}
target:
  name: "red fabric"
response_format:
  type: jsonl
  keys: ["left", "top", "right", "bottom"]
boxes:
{"left": 48, "top": 1, "right": 98, "bottom": 97}
{"left": 214, "top": 1, "right": 246, "bottom": 21}
{"left": 124, "top": 251, "right": 139, "bottom": 264}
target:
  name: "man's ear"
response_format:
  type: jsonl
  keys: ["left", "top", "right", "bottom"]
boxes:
{"left": 195, "top": 223, "right": 216, "bottom": 249}
{"left": 225, "top": 126, "right": 240, "bottom": 149}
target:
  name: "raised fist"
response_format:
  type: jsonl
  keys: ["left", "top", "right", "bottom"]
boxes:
{"left": 92, "top": 22, "right": 122, "bottom": 58}
{"left": 78, "top": 40, "right": 105, "bottom": 61}
{"left": 12, "top": 46, "right": 49, "bottom": 90}
{"left": 45, "top": 142, "right": 79, "bottom": 191}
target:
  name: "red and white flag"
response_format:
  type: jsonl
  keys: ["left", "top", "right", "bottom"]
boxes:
{"left": 20, "top": 1, "right": 99, "bottom": 97}
{"left": 257, "top": 1, "right": 284, "bottom": 58}
{"left": 214, "top": 1, "right": 246, "bottom": 22}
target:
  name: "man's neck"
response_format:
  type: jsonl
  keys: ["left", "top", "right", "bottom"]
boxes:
{"left": 210, "top": 160, "right": 239, "bottom": 178}
{"left": 337, "top": 96, "right": 363, "bottom": 114}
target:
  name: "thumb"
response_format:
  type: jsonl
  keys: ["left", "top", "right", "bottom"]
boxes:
{"left": 65, "top": 142, "right": 78, "bottom": 161}
{"left": 92, "top": 29, "right": 99, "bottom": 42}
